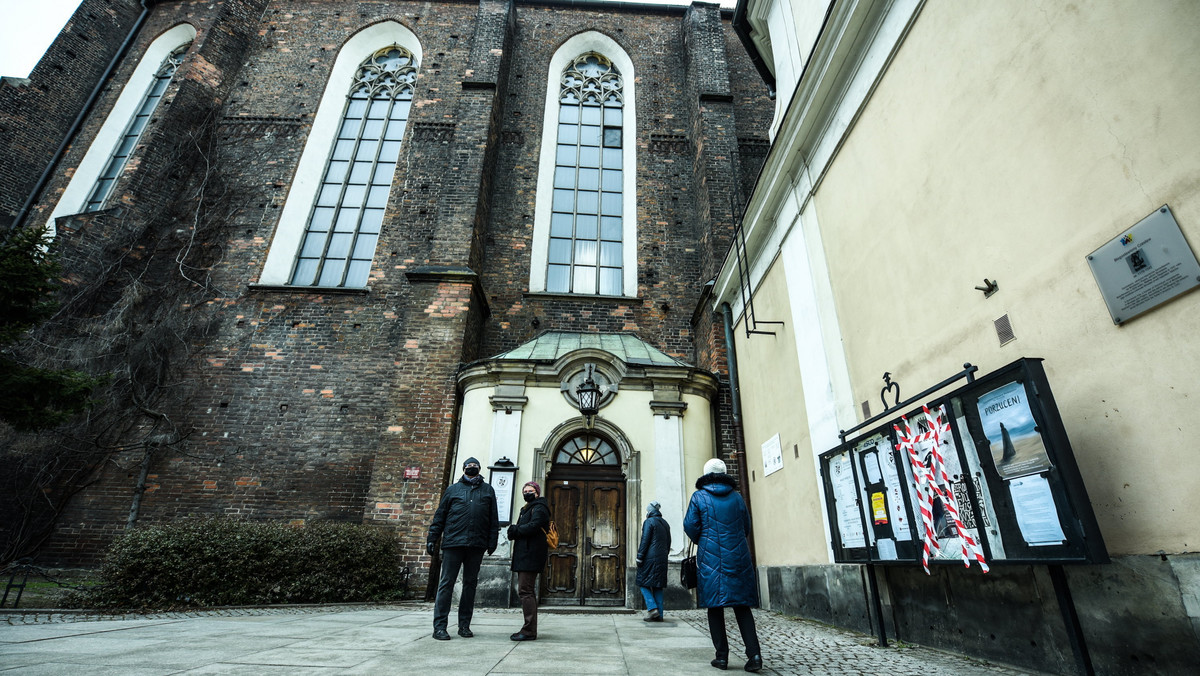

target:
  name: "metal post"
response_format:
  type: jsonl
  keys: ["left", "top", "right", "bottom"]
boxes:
{"left": 865, "top": 563, "right": 888, "bottom": 647}
{"left": 1048, "top": 564, "right": 1094, "bottom": 676}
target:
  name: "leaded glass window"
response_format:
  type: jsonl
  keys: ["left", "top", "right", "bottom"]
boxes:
{"left": 290, "top": 45, "right": 417, "bottom": 288}
{"left": 547, "top": 53, "right": 624, "bottom": 296}
{"left": 83, "top": 43, "right": 189, "bottom": 212}
{"left": 554, "top": 433, "right": 619, "bottom": 466}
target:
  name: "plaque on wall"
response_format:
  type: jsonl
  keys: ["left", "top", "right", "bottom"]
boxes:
{"left": 1087, "top": 205, "right": 1200, "bottom": 324}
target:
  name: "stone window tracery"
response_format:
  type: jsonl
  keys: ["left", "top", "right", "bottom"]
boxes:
{"left": 83, "top": 43, "right": 189, "bottom": 212}
{"left": 290, "top": 45, "right": 418, "bottom": 288}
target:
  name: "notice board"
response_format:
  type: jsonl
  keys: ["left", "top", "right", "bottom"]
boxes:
{"left": 819, "top": 358, "right": 1108, "bottom": 566}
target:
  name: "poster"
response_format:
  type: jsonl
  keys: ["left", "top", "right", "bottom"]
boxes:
{"left": 870, "top": 436, "right": 912, "bottom": 542}
{"left": 906, "top": 412, "right": 983, "bottom": 561}
{"left": 976, "top": 381, "right": 1052, "bottom": 479}
{"left": 828, "top": 451, "right": 866, "bottom": 548}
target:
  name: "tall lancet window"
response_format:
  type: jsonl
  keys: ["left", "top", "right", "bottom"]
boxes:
{"left": 83, "top": 43, "right": 189, "bottom": 212}
{"left": 290, "top": 45, "right": 417, "bottom": 288}
{"left": 547, "top": 53, "right": 625, "bottom": 296}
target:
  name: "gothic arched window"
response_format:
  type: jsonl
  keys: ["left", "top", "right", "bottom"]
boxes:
{"left": 83, "top": 43, "right": 189, "bottom": 212}
{"left": 554, "top": 432, "right": 620, "bottom": 466}
{"left": 289, "top": 45, "right": 418, "bottom": 288}
{"left": 546, "top": 53, "right": 625, "bottom": 296}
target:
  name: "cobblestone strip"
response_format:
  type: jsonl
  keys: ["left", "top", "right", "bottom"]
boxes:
{"left": 673, "top": 609, "right": 1038, "bottom": 676}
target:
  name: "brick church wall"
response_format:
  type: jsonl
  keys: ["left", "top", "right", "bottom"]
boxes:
{"left": 12, "top": 0, "right": 772, "bottom": 589}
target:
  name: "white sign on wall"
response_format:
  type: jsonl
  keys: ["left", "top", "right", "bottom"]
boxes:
{"left": 490, "top": 471, "right": 515, "bottom": 525}
{"left": 762, "top": 433, "right": 784, "bottom": 477}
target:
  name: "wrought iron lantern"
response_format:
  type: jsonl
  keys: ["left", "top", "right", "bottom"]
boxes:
{"left": 575, "top": 364, "right": 602, "bottom": 427}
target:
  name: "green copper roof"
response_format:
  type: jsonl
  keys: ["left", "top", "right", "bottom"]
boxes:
{"left": 491, "top": 331, "right": 692, "bottom": 368}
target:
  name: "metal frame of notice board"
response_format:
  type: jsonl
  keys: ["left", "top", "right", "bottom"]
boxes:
{"left": 818, "top": 358, "right": 1107, "bottom": 673}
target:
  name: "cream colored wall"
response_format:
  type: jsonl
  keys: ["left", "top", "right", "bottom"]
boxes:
{"left": 732, "top": 257, "right": 829, "bottom": 565}
{"left": 681, "top": 391, "right": 716, "bottom": 483}
{"left": 455, "top": 387, "right": 496, "bottom": 467}
{"left": 813, "top": 0, "right": 1200, "bottom": 554}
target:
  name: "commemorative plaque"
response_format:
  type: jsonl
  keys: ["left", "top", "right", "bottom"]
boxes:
{"left": 1087, "top": 205, "right": 1200, "bottom": 324}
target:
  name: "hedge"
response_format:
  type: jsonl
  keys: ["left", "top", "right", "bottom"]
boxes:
{"left": 74, "top": 519, "right": 409, "bottom": 609}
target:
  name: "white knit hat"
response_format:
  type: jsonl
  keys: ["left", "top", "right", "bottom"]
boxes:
{"left": 703, "top": 458, "right": 727, "bottom": 475}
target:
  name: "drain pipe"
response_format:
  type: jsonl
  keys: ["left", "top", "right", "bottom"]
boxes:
{"left": 720, "top": 302, "right": 756, "bottom": 564}
{"left": 11, "top": 0, "right": 157, "bottom": 231}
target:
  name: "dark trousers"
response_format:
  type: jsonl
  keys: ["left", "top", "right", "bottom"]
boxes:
{"left": 707, "top": 606, "right": 761, "bottom": 660}
{"left": 433, "top": 547, "right": 485, "bottom": 631}
{"left": 517, "top": 570, "right": 539, "bottom": 636}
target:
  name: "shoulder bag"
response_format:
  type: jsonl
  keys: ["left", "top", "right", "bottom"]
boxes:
{"left": 681, "top": 541, "right": 697, "bottom": 589}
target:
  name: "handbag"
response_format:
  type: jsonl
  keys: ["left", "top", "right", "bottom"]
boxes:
{"left": 544, "top": 521, "right": 559, "bottom": 548}
{"left": 681, "top": 541, "right": 697, "bottom": 589}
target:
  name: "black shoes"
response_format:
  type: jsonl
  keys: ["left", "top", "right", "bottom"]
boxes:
{"left": 432, "top": 629, "right": 450, "bottom": 641}
{"left": 510, "top": 632, "right": 536, "bottom": 641}
{"left": 643, "top": 608, "right": 662, "bottom": 622}
{"left": 712, "top": 655, "right": 761, "bottom": 671}
{"left": 457, "top": 627, "right": 474, "bottom": 638}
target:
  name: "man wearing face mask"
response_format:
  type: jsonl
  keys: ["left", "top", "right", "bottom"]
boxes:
{"left": 505, "top": 481, "right": 551, "bottom": 641}
{"left": 426, "top": 457, "right": 499, "bottom": 640}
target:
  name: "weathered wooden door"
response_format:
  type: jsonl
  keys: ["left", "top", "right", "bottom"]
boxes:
{"left": 542, "top": 475, "right": 625, "bottom": 606}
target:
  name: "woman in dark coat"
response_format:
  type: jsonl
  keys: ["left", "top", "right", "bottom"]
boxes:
{"left": 683, "top": 458, "right": 762, "bottom": 672}
{"left": 506, "top": 480, "right": 551, "bottom": 641}
{"left": 635, "top": 500, "right": 671, "bottom": 621}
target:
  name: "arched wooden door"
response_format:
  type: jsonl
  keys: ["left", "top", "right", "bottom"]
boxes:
{"left": 542, "top": 432, "right": 625, "bottom": 606}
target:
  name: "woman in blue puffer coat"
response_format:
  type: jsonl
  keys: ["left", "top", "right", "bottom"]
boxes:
{"left": 683, "top": 458, "right": 762, "bottom": 672}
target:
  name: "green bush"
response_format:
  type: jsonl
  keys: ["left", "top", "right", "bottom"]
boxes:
{"left": 75, "top": 519, "right": 409, "bottom": 609}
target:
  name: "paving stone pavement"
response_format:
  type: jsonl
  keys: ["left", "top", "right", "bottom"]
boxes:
{"left": 0, "top": 603, "right": 1045, "bottom": 675}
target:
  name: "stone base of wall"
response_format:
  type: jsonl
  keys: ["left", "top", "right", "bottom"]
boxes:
{"left": 762, "top": 554, "right": 1200, "bottom": 676}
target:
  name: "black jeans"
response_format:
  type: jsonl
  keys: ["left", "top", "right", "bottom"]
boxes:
{"left": 433, "top": 547, "right": 485, "bottom": 631}
{"left": 707, "top": 606, "right": 761, "bottom": 660}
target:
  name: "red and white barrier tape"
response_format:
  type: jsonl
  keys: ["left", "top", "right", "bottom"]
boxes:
{"left": 894, "top": 405, "right": 989, "bottom": 574}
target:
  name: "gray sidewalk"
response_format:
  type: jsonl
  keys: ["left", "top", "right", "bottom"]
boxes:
{"left": 0, "top": 604, "right": 1041, "bottom": 675}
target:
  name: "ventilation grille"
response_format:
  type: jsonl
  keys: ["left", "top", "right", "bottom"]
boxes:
{"left": 994, "top": 314, "right": 1016, "bottom": 346}
{"left": 861, "top": 400, "right": 871, "bottom": 419}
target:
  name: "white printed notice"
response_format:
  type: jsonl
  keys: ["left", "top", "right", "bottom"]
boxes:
{"left": 828, "top": 451, "right": 865, "bottom": 548}
{"left": 762, "top": 433, "right": 784, "bottom": 477}
{"left": 874, "top": 438, "right": 912, "bottom": 542}
{"left": 1008, "top": 475, "right": 1066, "bottom": 546}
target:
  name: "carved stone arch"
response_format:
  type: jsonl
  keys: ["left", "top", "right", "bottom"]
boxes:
{"left": 532, "top": 416, "right": 637, "bottom": 484}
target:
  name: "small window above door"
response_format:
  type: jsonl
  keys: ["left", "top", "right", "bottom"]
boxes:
{"left": 554, "top": 432, "right": 618, "bottom": 466}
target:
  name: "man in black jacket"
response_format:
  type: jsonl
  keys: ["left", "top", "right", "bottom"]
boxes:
{"left": 427, "top": 457, "right": 499, "bottom": 640}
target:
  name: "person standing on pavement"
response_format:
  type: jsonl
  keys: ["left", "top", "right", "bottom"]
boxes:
{"left": 636, "top": 500, "right": 671, "bottom": 622}
{"left": 506, "top": 480, "right": 551, "bottom": 641}
{"left": 427, "top": 456, "right": 499, "bottom": 641}
{"left": 684, "top": 458, "right": 763, "bottom": 672}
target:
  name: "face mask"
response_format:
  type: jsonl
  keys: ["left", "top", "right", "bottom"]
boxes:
{"left": 523, "top": 493, "right": 536, "bottom": 502}
{"left": 464, "top": 466, "right": 480, "bottom": 477}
